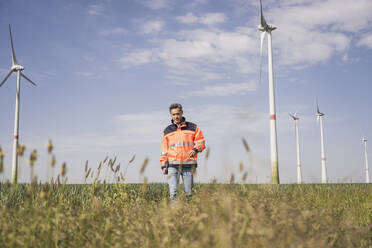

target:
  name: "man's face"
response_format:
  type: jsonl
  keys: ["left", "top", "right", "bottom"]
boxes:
{"left": 170, "top": 108, "right": 183, "bottom": 124}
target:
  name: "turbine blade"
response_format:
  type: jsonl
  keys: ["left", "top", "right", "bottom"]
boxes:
{"left": 260, "top": 0, "right": 268, "bottom": 27}
{"left": 20, "top": 73, "right": 37, "bottom": 86}
{"left": 9, "top": 24, "right": 18, "bottom": 66}
{"left": 260, "top": 31, "right": 266, "bottom": 57}
{"left": 259, "top": 31, "right": 266, "bottom": 85}
{"left": 0, "top": 70, "right": 14, "bottom": 87}
{"left": 289, "top": 113, "right": 295, "bottom": 119}
{"left": 316, "top": 98, "right": 321, "bottom": 114}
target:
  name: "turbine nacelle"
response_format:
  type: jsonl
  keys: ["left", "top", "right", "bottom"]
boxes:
{"left": 316, "top": 102, "right": 324, "bottom": 117}
{"left": 362, "top": 137, "right": 367, "bottom": 143}
{"left": 11, "top": 65, "right": 24, "bottom": 71}
{"left": 257, "top": 24, "right": 277, "bottom": 32}
{"left": 289, "top": 113, "right": 299, "bottom": 120}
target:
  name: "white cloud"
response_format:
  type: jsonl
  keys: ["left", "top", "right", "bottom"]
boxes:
{"left": 187, "top": 82, "right": 257, "bottom": 97}
{"left": 265, "top": 0, "right": 372, "bottom": 66}
{"left": 139, "top": 0, "right": 169, "bottom": 10}
{"left": 185, "top": 0, "right": 209, "bottom": 9}
{"left": 88, "top": 4, "right": 104, "bottom": 16}
{"left": 199, "top": 13, "right": 227, "bottom": 26}
{"left": 141, "top": 20, "right": 165, "bottom": 34}
{"left": 176, "top": 12, "right": 198, "bottom": 24}
{"left": 176, "top": 12, "right": 227, "bottom": 26}
{"left": 165, "top": 68, "right": 223, "bottom": 86}
{"left": 76, "top": 71, "right": 95, "bottom": 77}
{"left": 119, "top": 50, "right": 155, "bottom": 68}
{"left": 357, "top": 33, "right": 372, "bottom": 49}
{"left": 100, "top": 27, "right": 127, "bottom": 36}
{"left": 119, "top": 27, "right": 258, "bottom": 75}
{"left": 272, "top": 0, "right": 372, "bottom": 32}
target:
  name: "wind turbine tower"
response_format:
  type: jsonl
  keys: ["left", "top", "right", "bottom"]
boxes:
{"left": 362, "top": 137, "right": 370, "bottom": 183}
{"left": 258, "top": 0, "right": 279, "bottom": 184}
{"left": 0, "top": 25, "right": 37, "bottom": 184}
{"left": 289, "top": 113, "right": 302, "bottom": 184}
{"left": 316, "top": 104, "right": 327, "bottom": 184}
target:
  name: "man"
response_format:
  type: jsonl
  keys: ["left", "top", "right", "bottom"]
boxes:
{"left": 160, "top": 103, "right": 206, "bottom": 201}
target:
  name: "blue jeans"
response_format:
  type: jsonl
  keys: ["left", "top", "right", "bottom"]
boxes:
{"left": 167, "top": 167, "right": 194, "bottom": 200}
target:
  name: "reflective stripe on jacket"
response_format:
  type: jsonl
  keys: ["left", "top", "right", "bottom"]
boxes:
{"left": 160, "top": 117, "right": 206, "bottom": 169}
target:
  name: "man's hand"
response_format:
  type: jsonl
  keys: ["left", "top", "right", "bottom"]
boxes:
{"left": 188, "top": 149, "right": 196, "bottom": 158}
{"left": 162, "top": 167, "right": 168, "bottom": 175}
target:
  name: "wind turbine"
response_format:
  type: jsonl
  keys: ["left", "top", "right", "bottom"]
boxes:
{"left": 258, "top": 0, "right": 279, "bottom": 184}
{"left": 0, "top": 25, "right": 37, "bottom": 184}
{"left": 289, "top": 113, "right": 302, "bottom": 184}
{"left": 316, "top": 103, "right": 327, "bottom": 184}
{"left": 362, "top": 137, "right": 370, "bottom": 183}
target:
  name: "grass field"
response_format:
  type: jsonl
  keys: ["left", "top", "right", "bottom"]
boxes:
{"left": 0, "top": 183, "right": 371, "bottom": 247}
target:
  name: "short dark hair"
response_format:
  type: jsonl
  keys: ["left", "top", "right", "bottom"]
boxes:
{"left": 169, "top": 103, "right": 183, "bottom": 112}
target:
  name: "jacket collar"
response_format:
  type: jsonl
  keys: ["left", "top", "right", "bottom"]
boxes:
{"left": 171, "top": 117, "right": 186, "bottom": 126}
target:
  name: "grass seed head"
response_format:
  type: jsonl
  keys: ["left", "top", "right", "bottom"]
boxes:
{"left": 103, "top": 156, "right": 108, "bottom": 163}
{"left": 61, "top": 162, "right": 67, "bottom": 176}
{"left": 239, "top": 161, "right": 244, "bottom": 172}
{"left": 29, "top": 149, "right": 38, "bottom": 167}
{"left": 241, "top": 172, "right": 248, "bottom": 182}
{"left": 47, "top": 139, "right": 53, "bottom": 154}
{"left": 50, "top": 155, "right": 56, "bottom": 167}
{"left": 128, "top": 154, "right": 136, "bottom": 163}
{"left": 242, "top": 138, "right": 250, "bottom": 153}
{"left": 0, "top": 146, "right": 4, "bottom": 159}
{"left": 0, "top": 147, "right": 3, "bottom": 173}
{"left": 115, "top": 164, "right": 120, "bottom": 173}
{"left": 85, "top": 168, "right": 91, "bottom": 179}
{"left": 140, "top": 158, "right": 149, "bottom": 174}
{"left": 17, "top": 144, "right": 26, "bottom": 156}
{"left": 85, "top": 160, "right": 88, "bottom": 172}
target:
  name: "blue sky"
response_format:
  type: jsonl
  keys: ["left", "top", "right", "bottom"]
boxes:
{"left": 0, "top": 0, "right": 372, "bottom": 183}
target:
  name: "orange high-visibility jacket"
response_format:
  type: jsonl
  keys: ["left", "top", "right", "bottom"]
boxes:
{"left": 160, "top": 117, "right": 206, "bottom": 169}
